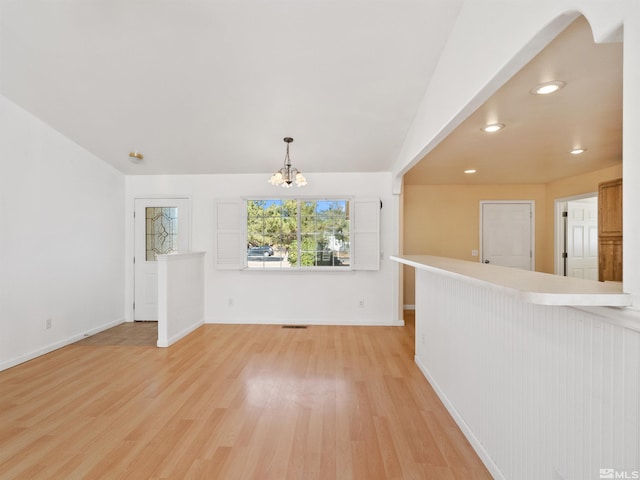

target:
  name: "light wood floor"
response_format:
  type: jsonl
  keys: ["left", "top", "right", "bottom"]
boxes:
{"left": 0, "top": 314, "right": 491, "bottom": 479}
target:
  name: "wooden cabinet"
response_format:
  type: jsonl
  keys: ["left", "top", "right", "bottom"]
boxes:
{"left": 598, "top": 178, "right": 622, "bottom": 281}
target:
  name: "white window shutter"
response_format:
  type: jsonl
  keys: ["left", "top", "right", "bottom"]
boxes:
{"left": 214, "top": 199, "right": 244, "bottom": 269}
{"left": 352, "top": 198, "right": 380, "bottom": 270}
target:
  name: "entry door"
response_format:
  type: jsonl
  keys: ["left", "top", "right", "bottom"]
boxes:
{"left": 566, "top": 198, "right": 598, "bottom": 280}
{"left": 481, "top": 202, "right": 533, "bottom": 270}
{"left": 134, "top": 198, "right": 190, "bottom": 320}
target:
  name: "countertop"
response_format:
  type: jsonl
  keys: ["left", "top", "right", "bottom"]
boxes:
{"left": 391, "top": 254, "right": 631, "bottom": 307}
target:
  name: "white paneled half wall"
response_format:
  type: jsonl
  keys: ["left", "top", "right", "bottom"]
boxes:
{"left": 414, "top": 269, "right": 640, "bottom": 480}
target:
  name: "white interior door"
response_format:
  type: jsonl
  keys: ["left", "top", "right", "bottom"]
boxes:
{"left": 134, "top": 198, "right": 190, "bottom": 321}
{"left": 566, "top": 198, "right": 598, "bottom": 280}
{"left": 481, "top": 202, "right": 533, "bottom": 270}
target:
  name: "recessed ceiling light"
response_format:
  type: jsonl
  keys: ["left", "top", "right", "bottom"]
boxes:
{"left": 464, "top": 169, "right": 477, "bottom": 174}
{"left": 570, "top": 148, "right": 586, "bottom": 155}
{"left": 531, "top": 80, "right": 566, "bottom": 95}
{"left": 482, "top": 123, "right": 505, "bottom": 133}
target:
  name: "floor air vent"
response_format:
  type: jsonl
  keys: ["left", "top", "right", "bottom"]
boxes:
{"left": 282, "top": 325, "right": 308, "bottom": 329}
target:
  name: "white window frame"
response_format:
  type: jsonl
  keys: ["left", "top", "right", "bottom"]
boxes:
{"left": 214, "top": 196, "right": 380, "bottom": 271}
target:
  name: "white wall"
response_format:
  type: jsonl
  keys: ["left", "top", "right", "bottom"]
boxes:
{"left": 157, "top": 252, "right": 205, "bottom": 347}
{"left": 0, "top": 95, "right": 126, "bottom": 370}
{"left": 393, "top": 0, "right": 640, "bottom": 305}
{"left": 622, "top": 3, "right": 640, "bottom": 308}
{"left": 126, "top": 172, "right": 399, "bottom": 326}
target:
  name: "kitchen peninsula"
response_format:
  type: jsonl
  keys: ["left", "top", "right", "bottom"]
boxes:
{"left": 391, "top": 254, "right": 639, "bottom": 480}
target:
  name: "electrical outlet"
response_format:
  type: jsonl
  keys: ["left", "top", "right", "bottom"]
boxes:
{"left": 421, "top": 333, "right": 425, "bottom": 345}
{"left": 228, "top": 297, "right": 234, "bottom": 307}
{"left": 358, "top": 300, "right": 365, "bottom": 308}
{"left": 45, "top": 318, "right": 52, "bottom": 329}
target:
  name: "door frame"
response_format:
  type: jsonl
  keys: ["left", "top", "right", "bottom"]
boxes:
{"left": 130, "top": 195, "right": 192, "bottom": 322}
{"left": 554, "top": 192, "right": 597, "bottom": 276}
{"left": 479, "top": 200, "right": 535, "bottom": 270}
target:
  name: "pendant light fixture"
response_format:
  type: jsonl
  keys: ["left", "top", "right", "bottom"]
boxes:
{"left": 268, "top": 137, "right": 307, "bottom": 188}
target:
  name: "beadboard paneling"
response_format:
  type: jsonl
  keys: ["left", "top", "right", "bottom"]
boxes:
{"left": 414, "top": 269, "right": 640, "bottom": 480}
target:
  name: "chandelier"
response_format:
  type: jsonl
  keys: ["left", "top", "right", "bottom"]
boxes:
{"left": 268, "top": 137, "right": 307, "bottom": 188}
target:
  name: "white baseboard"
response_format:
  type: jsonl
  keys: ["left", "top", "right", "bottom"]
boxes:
{"left": 414, "top": 355, "right": 504, "bottom": 480}
{"left": 0, "top": 317, "right": 125, "bottom": 372}
{"left": 206, "top": 317, "right": 405, "bottom": 327}
{"left": 157, "top": 320, "right": 204, "bottom": 347}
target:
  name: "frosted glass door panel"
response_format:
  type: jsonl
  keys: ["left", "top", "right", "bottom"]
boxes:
{"left": 146, "top": 207, "right": 178, "bottom": 261}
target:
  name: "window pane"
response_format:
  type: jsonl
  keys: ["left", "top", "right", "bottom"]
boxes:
{"left": 247, "top": 200, "right": 267, "bottom": 217}
{"left": 301, "top": 200, "right": 315, "bottom": 214}
{"left": 319, "top": 200, "right": 349, "bottom": 267}
{"left": 282, "top": 217, "right": 297, "bottom": 245}
{"left": 300, "top": 216, "right": 317, "bottom": 234}
{"left": 145, "top": 207, "right": 178, "bottom": 261}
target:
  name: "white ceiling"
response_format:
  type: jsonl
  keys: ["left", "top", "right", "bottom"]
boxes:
{"left": 405, "top": 16, "right": 623, "bottom": 185}
{"left": 0, "top": 0, "right": 464, "bottom": 175}
{"left": 0, "top": 5, "right": 622, "bottom": 183}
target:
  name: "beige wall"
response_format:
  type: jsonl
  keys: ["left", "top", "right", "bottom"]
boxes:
{"left": 402, "top": 165, "right": 622, "bottom": 305}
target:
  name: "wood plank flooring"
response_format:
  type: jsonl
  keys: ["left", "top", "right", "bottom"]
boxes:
{"left": 0, "top": 314, "right": 491, "bottom": 479}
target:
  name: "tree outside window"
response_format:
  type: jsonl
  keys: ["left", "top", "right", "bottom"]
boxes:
{"left": 246, "top": 199, "right": 350, "bottom": 269}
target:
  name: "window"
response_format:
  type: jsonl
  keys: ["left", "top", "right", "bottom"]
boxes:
{"left": 246, "top": 199, "right": 350, "bottom": 269}
{"left": 214, "top": 197, "right": 380, "bottom": 271}
{"left": 145, "top": 207, "right": 178, "bottom": 261}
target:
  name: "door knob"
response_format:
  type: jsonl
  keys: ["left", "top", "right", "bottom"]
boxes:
{"left": 484, "top": 260, "right": 490, "bottom": 264}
